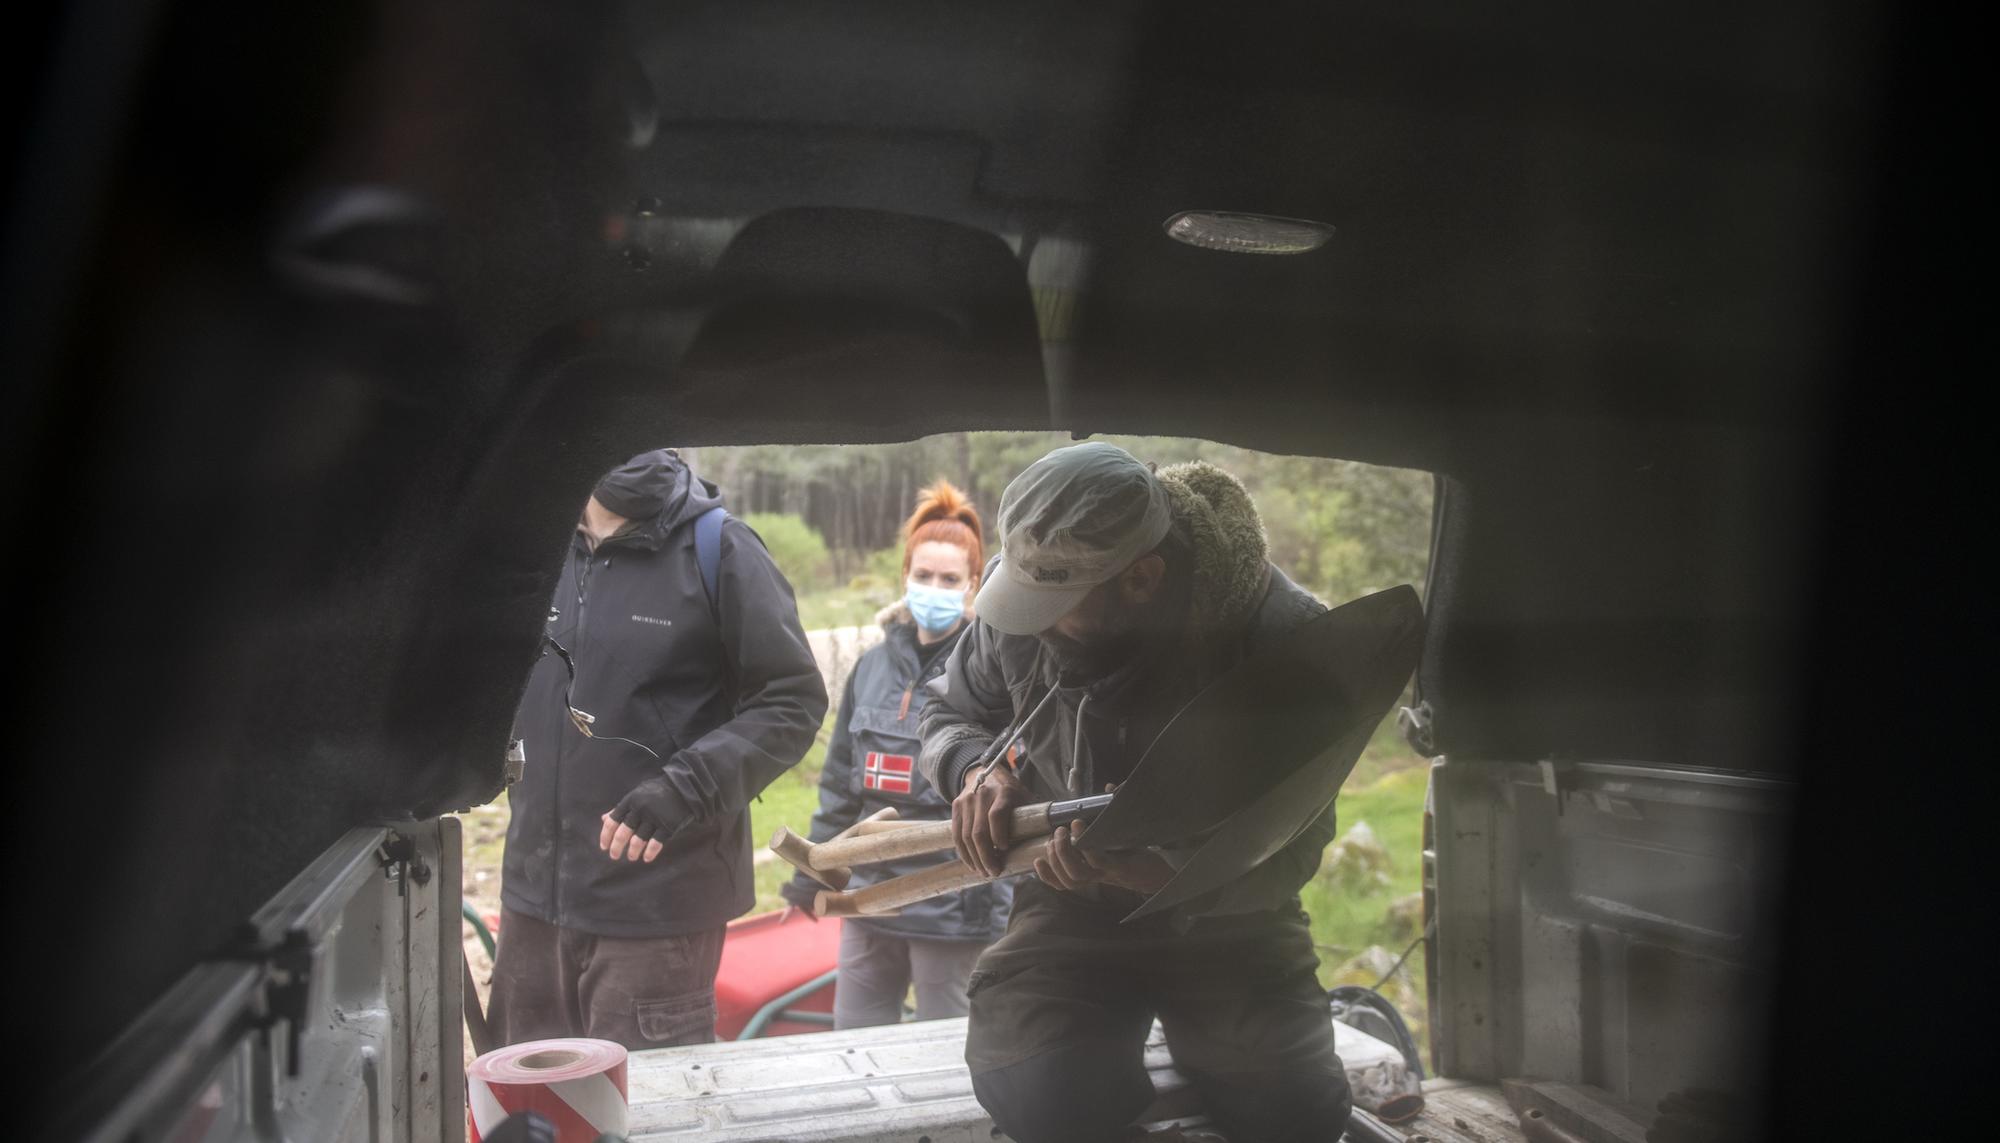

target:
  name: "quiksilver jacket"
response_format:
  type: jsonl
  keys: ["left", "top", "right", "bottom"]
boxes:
{"left": 503, "top": 452, "right": 829, "bottom": 937}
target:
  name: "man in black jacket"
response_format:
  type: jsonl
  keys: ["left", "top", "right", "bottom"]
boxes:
{"left": 490, "top": 448, "right": 829, "bottom": 1049}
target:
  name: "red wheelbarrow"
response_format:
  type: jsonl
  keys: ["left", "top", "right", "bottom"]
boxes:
{"left": 463, "top": 904, "right": 843, "bottom": 1044}
{"left": 714, "top": 907, "right": 843, "bottom": 1039}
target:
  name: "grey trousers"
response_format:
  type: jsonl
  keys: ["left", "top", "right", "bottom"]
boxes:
{"left": 487, "top": 907, "right": 726, "bottom": 1051}
{"left": 833, "top": 922, "right": 986, "bottom": 1030}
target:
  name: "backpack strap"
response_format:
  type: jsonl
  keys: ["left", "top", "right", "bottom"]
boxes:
{"left": 694, "top": 506, "right": 729, "bottom": 616}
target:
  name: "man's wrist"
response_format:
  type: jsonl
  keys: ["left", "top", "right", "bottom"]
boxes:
{"left": 941, "top": 739, "right": 993, "bottom": 796}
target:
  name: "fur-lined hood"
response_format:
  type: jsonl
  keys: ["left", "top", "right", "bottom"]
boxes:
{"left": 1156, "top": 460, "right": 1271, "bottom": 635}
{"left": 875, "top": 599, "right": 915, "bottom": 629}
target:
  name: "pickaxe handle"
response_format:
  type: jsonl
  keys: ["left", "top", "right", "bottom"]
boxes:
{"left": 812, "top": 838, "right": 1052, "bottom": 917}
{"left": 769, "top": 794, "right": 1111, "bottom": 884}
{"left": 768, "top": 806, "right": 902, "bottom": 890}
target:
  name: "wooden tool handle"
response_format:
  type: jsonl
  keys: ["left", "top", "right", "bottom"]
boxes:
{"left": 769, "top": 827, "right": 851, "bottom": 890}
{"left": 803, "top": 820, "right": 955, "bottom": 869}
{"left": 766, "top": 807, "right": 905, "bottom": 890}
{"left": 846, "top": 818, "right": 929, "bottom": 835}
{"left": 814, "top": 838, "right": 1051, "bottom": 917}
{"left": 839, "top": 806, "right": 903, "bottom": 837}
{"left": 801, "top": 802, "right": 1056, "bottom": 871}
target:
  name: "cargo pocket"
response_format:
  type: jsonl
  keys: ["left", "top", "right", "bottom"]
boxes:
{"left": 964, "top": 967, "right": 997, "bottom": 999}
{"left": 636, "top": 993, "right": 716, "bottom": 1047}
{"left": 961, "top": 954, "right": 1030, "bottom": 1012}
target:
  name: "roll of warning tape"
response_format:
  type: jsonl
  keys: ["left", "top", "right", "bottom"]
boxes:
{"left": 467, "top": 1038, "right": 628, "bottom": 1143}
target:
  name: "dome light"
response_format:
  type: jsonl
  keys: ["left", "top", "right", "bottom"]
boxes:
{"left": 1163, "top": 210, "right": 1335, "bottom": 255}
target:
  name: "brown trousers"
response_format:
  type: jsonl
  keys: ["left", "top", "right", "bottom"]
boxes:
{"left": 486, "top": 907, "right": 727, "bottom": 1051}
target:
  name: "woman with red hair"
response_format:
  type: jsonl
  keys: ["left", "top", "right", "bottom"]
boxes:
{"left": 781, "top": 479, "right": 1010, "bottom": 1027}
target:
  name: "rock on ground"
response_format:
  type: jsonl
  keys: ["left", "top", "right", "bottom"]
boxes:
{"left": 1320, "top": 819, "right": 1394, "bottom": 893}
{"left": 806, "top": 624, "right": 887, "bottom": 706}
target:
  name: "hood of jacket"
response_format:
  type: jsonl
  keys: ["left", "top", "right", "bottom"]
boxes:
{"left": 1076, "top": 461, "right": 1274, "bottom": 702}
{"left": 1157, "top": 460, "right": 1274, "bottom": 636}
{"left": 598, "top": 449, "right": 726, "bottom": 552}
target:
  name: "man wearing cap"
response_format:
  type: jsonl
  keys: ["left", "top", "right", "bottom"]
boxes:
{"left": 917, "top": 442, "right": 1350, "bottom": 1143}
{"left": 491, "top": 448, "right": 829, "bottom": 1050}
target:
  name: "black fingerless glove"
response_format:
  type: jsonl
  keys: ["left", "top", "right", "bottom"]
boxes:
{"left": 778, "top": 877, "right": 821, "bottom": 914}
{"left": 608, "top": 773, "right": 694, "bottom": 842}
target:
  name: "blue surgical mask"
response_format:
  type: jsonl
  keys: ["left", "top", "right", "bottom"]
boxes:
{"left": 905, "top": 580, "right": 967, "bottom": 634}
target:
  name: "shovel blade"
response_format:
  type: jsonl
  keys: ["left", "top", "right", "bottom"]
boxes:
{"left": 1120, "top": 718, "right": 1377, "bottom": 920}
{"left": 1082, "top": 584, "right": 1426, "bottom": 858}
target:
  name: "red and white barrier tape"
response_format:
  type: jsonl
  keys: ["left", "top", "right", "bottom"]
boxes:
{"left": 467, "top": 1038, "right": 628, "bottom": 1142}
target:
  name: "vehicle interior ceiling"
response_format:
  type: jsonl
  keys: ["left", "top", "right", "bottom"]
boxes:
{"left": 7, "top": 0, "right": 1946, "bottom": 1135}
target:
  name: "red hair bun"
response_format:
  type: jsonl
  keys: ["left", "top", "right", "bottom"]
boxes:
{"left": 903, "top": 480, "right": 984, "bottom": 579}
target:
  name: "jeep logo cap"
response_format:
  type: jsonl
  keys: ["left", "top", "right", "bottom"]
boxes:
{"left": 972, "top": 441, "right": 1173, "bottom": 635}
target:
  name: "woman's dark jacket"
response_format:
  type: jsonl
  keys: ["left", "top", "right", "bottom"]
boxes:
{"left": 782, "top": 606, "right": 1012, "bottom": 941}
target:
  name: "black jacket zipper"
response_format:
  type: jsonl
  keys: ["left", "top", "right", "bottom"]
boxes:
{"left": 551, "top": 539, "right": 599, "bottom": 917}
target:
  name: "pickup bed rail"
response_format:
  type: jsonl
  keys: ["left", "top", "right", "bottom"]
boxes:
{"left": 57, "top": 820, "right": 464, "bottom": 1143}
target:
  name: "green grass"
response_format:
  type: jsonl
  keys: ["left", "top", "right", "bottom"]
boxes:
{"left": 748, "top": 708, "right": 837, "bottom": 909}
{"left": 462, "top": 791, "right": 510, "bottom": 921}
{"left": 751, "top": 762, "right": 827, "bottom": 907}
{"left": 1305, "top": 766, "right": 1427, "bottom": 963}
{"left": 793, "top": 589, "right": 894, "bottom": 631}
{"left": 790, "top": 559, "right": 908, "bottom": 631}
{"left": 1303, "top": 758, "right": 1431, "bottom": 1057}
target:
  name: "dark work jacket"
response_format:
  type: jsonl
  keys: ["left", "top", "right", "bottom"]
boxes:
{"left": 919, "top": 565, "right": 1339, "bottom": 930}
{"left": 503, "top": 460, "right": 829, "bottom": 938}
{"left": 782, "top": 611, "right": 1012, "bottom": 942}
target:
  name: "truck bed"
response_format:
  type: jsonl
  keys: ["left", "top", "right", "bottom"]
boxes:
{"left": 1383, "top": 1081, "right": 1532, "bottom": 1143}
{"left": 625, "top": 1016, "right": 1514, "bottom": 1142}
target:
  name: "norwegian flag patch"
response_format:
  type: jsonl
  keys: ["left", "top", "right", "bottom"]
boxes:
{"left": 863, "top": 751, "right": 915, "bottom": 793}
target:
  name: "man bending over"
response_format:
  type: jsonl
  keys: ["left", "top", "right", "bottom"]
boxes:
{"left": 918, "top": 442, "right": 1350, "bottom": 1143}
